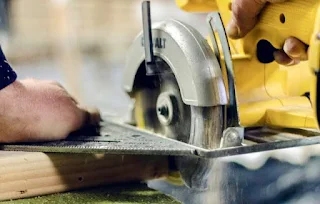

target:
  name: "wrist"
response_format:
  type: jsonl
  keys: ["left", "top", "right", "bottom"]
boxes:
{"left": 0, "top": 80, "right": 23, "bottom": 113}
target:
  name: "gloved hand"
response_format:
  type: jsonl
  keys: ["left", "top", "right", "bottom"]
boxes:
{"left": 0, "top": 79, "right": 100, "bottom": 143}
{"left": 227, "top": 0, "right": 308, "bottom": 65}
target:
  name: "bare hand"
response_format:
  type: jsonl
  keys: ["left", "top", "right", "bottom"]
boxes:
{"left": 0, "top": 79, "right": 100, "bottom": 143}
{"left": 227, "top": 0, "right": 308, "bottom": 65}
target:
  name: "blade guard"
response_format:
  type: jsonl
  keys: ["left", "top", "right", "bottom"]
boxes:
{"left": 123, "top": 20, "right": 227, "bottom": 107}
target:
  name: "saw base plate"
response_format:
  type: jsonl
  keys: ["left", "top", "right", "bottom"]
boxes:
{"left": 1, "top": 120, "right": 320, "bottom": 158}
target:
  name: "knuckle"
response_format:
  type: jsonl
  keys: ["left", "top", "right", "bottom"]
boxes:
{"left": 51, "top": 81, "right": 63, "bottom": 87}
{"left": 48, "top": 80, "right": 58, "bottom": 85}
{"left": 284, "top": 38, "right": 305, "bottom": 57}
{"left": 231, "top": 0, "right": 259, "bottom": 36}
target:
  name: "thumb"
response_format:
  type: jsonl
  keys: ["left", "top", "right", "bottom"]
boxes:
{"left": 227, "top": 0, "right": 286, "bottom": 39}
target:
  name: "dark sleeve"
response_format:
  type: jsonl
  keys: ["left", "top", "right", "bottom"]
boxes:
{"left": 0, "top": 47, "right": 17, "bottom": 90}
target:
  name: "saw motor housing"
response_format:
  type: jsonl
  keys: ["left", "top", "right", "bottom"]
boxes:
{"left": 175, "top": 0, "right": 320, "bottom": 129}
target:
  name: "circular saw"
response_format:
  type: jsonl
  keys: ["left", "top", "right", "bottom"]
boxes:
{"left": 123, "top": 0, "right": 320, "bottom": 189}
{"left": 3, "top": 0, "right": 320, "bottom": 193}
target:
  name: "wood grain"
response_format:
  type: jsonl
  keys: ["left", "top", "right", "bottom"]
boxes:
{"left": 0, "top": 152, "right": 168, "bottom": 201}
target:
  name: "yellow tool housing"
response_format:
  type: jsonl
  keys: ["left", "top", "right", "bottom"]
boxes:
{"left": 177, "top": 0, "right": 320, "bottom": 129}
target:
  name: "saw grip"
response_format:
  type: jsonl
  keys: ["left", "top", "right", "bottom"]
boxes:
{"left": 246, "top": 1, "right": 320, "bottom": 127}
{"left": 209, "top": 1, "right": 320, "bottom": 126}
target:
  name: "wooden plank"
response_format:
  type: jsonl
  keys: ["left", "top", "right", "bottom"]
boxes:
{"left": 0, "top": 152, "right": 168, "bottom": 201}
{"left": 1, "top": 184, "right": 180, "bottom": 204}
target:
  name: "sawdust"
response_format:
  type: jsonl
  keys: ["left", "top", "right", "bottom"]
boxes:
{"left": 0, "top": 184, "right": 180, "bottom": 204}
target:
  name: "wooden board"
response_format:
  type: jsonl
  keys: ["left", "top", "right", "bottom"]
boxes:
{"left": 1, "top": 183, "right": 180, "bottom": 204}
{"left": 0, "top": 151, "right": 168, "bottom": 201}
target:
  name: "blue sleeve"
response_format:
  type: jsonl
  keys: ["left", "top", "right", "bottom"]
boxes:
{"left": 0, "top": 47, "right": 17, "bottom": 90}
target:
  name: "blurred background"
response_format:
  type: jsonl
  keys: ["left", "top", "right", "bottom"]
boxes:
{"left": 2, "top": 1, "right": 320, "bottom": 203}
{"left": 0, "top": 0, "right": 207, "bottom": 118}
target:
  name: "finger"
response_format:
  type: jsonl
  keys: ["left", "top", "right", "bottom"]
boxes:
{"left": 273, "top": 50, "right": 299, "bottom": 66}
{"left": 69, "top": 96, "right": 79, "bottom": 105}
{"left": 227, "top": 0, "right": 286, "bottom": 39}
{"left": 76, "top": 105, "right": 101, "bottom": 127}
{"left": 69, "top": 105, "right": 101, "bottom": 133}
{"left": 283, "top": 37, "right": 308, "bottom": 61}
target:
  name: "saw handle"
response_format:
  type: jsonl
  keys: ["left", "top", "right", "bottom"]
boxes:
{"left": 250, "top": 0, "right": 320, "bottom": 127}
{"left": 244, "top": 0, "right": 320, "bottom": 60}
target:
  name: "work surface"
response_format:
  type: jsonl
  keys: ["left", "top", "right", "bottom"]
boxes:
{"left": 0, "top": 184, "right": 180, "bottom": 204}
